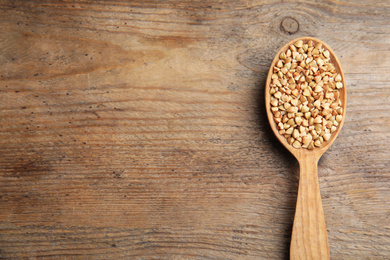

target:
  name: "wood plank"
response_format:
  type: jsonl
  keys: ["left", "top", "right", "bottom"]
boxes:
{"left": 0, "top": 0, "right": 389, "bottom": 258}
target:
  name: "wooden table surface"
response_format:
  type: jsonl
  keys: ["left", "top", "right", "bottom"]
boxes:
{"left": 1, "top": 1, "right": 389, "bottom": 259}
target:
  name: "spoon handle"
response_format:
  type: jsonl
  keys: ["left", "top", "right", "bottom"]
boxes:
{"left": 290, "top": 158, "right": 329, "bottom": 260}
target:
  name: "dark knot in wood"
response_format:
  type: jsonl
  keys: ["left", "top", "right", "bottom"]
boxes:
{"left": 281, "top": 17, "right": 299, "bottom": 35}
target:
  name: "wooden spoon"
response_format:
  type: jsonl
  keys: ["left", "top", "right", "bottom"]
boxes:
{"left": 265, "top": 37, "right": 346, "bottom": 259}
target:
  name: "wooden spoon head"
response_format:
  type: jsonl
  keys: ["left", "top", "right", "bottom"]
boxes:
{"left": 265, "top": 37, "right": 346, "bottom": 161}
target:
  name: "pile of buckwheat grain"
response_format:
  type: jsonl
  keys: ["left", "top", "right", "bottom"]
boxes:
{"left": 269, "top": 39, "right": 343, "bottom": 149}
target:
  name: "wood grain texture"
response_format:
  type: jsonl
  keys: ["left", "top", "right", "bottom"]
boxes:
{"left": 0, "top": 0, "right": 389, "bottom": 259}
{"left": 291, "top": 158, "right": 329, "bottom": 260}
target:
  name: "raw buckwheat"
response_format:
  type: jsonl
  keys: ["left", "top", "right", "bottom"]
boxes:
{"left": 269, "top": 40, "right": 343, "bottom": 149}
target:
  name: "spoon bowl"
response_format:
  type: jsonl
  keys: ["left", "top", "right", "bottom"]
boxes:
{"left": 265, "top": 37, "right": 346, "bottom": 259}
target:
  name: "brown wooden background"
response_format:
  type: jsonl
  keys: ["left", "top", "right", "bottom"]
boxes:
{"left": 0, "top": 0, "right": 389, "bottom": 259}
